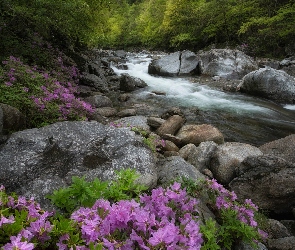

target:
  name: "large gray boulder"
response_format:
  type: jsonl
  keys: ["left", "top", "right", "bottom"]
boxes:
{"left": 0, "top": 121, "right": 157, "bottom": 208}
{"left": 239, "top": 67, "right": 295, "bottom": 103}
{"left": 229, "top": 154, "right": 295, "bottom": 214}
{"left": 198, "top": 49, "right": 258, "bottom": 79}
{"left": 119, "top": 73, "right": 147, "bottom": 92}
{"left": 156, "top": 156, "right": 205, "bottom": 186}
{"left": 80, "top": 72, "right": 109, "bottom": 93}
{"left": 259, "top": 134, "right": 295, "bottom": 163}
{"left": 210, "top": 142, "right": 263, "bottom": 185}
{"left": 148, "top": 51, "right": 200, "bottom": 77}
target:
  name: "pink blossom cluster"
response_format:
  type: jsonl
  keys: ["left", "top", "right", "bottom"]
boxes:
{"left": 0, "top": 183, "right": 203, "bottom": 250}
{"left": 69, "top": 182, "right": 203, "bottom": 249}
{"left": 1, "top": 56, "right": 94, "bottom": 122}
{"left": 207, "top": 179, "right": 267, "bottom": 239}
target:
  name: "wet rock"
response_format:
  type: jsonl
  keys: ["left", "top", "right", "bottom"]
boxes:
{"left": 239, "top": 67, "right": 295, "bottom": 103}
{"left": 176, "top": 124, "right": 224, "bottom": 147}
{"left": 118, "top": 93, "right": 131, "bottom": 102}
{"left": 161, "top": 107, "right": 185, "bottom": 120}
{"left": 119, "top": 73, "right": 147, "bottom": 92}
{"left": 210, "top": 142, "right": 262, "bottom": 185}
{"left": 179, "top": 50, "right": 201, "bottom": 76}
{"left": 198, "top": 49, "right": 258, "bottom": 79}
{"left": 148, "top": 52, "right": 181, "bottom": 76}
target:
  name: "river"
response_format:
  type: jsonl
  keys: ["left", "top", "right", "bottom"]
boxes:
{"left": 112, "top": 52, "right": 295, "bottom": 146}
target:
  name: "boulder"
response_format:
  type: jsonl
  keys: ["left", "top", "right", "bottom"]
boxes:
{"left": 162, "top": 140, "right": 179, "bottom": 152}
{"left": 239, "top": 67, "right": 295, "bottom": 103}
{"left": 234, "top": 242, "right": 268, "bottom": 250}
{"left": 176, "top": 124, "right": 224, "bottom": 147}
{"left": 147, "top": 117, "right": 165, "bottom": 129}
{"left": 265, "top": 219, "right": 291, "bottom": 239}
{"left": 179, "top": 50, "right": 201, "bottom": 76}
{"left": 113, "top": 116, "right": 150, "bottom": 132}
{"left": 0, "top": 103, "right": 26, "bottom": 134}
{"left": 179, "top": 141, "right": 217, "bottom": 172}
{"left": 267, "top": 236, "right": 295, "bottom": 250}
{"left": 119, "top": 73, "right": 147, "bottom": 92}
{"left": 229, "top": 154, "right": 295, "bottom": 214}
{"left": 156, "top": 115, "right": 185, "bottom": 136}
{"left": 161, "top": 107, "right": 185, "bottom": 120}
{"left": 84, "top": 94, "right": 113, "bottom": 108}
{"left": 0, "top": 121, "right": 157, "bottom": 208}
{"left": 148, "top": 51, "right": 200, "bottom": 77}
{"left": 210, "top": 142, "right": 263, "bottom": 185}
{"left": 79, "top": 72, "right": 109, "bottom": 93}
{"left": 198, "top": 49, "right": 258, "bottom": 79}
{"left": 95, "top": 107, "right": 117, "bottom": 117}
{"left": 148, "top": 52, "right": 181, "bottom": 76}
{"left": 156, "top": 156, "right": 205, "bottom": 186}
{"left": 117, "top": 109, "right": 137, "bottom": 117}
{"left": 259, "top": 134, "right": 295, "bottom": 163}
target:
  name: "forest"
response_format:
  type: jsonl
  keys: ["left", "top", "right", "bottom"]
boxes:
{"left": 0, "top": 0, "right": 295, "bottom": 62}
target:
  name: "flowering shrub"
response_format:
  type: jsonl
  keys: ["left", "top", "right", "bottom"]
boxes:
{"left": 0, "top": 182, "right": 202, "bottom": 249}
{"left": 180, "top": 178, "right": 268, "bottom": 249}
{"left": 0, "top": 56, "right": 94, "bottom": 128}
{"left": 0, "top": 172, "right": 268, "bottom": 249}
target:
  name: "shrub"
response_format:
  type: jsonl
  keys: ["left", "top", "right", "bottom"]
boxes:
{"left": 0, "top": 56, "right": 93, "bottom": 128}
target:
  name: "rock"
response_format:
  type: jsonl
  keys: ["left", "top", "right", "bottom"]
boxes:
{"left": 162, "top": 140, "right": 179, "bottom": 152}
{"left": 0, "top": 103, "right": 26, "bottom": 134}
{"left": 265, "top": 219, "right": 291, "bottom": 239}
{"left": 280, "top": 220, "right": 295, "bottom": 236}
{"left": 234, "top": 242, "right": 268, "bottom": 250}
{"left": 163, "top": 151, "right": 180, "bottom": 157}
{"left": 84, "top": 95, "right": 113, "bottom": 108}
{"left": 79, "top": 72, "right": 109, "bottom": 93}
{"left": 179, "top": 141, "right": 217, "bottom": 172}
{"left": 161, "top": 134, "right": 183, "bottom": 147}
{"left": 239, "top": 67, "right": 295, "bottom": 103}
{"left": 95, "top": 107, "right": 117, "bottom": 117}
{"left": 156, "top": 156, "right": 205, "bottom": 186}
{"left": 259, "top": 134, "right": 295, "bottom": 163}
{"left": 229, "top": 154, "right": 295, "bottom": 214}
{"left": 176, "top": 124, "right": 224, "bottom": 147}
{"left": 119, "top": 73, "right": 147, "bottom": 92}
{"left": 113, "top": 116, "right": 150, "bottom": 132}
{"left": 198, "top": 49, "right": 258, "bottom": 79}
{"left": 267, "top": 236, "right": 295, "bottom": 250}
{"left": 148, "top": 50, "right": 201, "bottom": 77}
{"left": 147, "top": 117, "right": 165, "bottom": 129}
{"left": 161, "top": 107, "right": 185, "bottom": 120}
{"left": 0, "top": 121, "right": 157, "bottom": 209}
{"left": 210, "top": 142, "right": 263, "bottom": 185}
{"left": 148, "top": 52, "right": 181, "bottom": 76}
{"left": 156, "top": 115, "right": 185, "bottom": 136}
{"left": 179, "top": 50, "right": 201, "bottom": 76}
{"left": 117, "top": 109, "right": 137, "bottom": 118}
{"left": 118, "top": 93, "right": 131, "bottom": 102}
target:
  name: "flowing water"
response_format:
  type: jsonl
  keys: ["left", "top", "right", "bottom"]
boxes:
{"left": 112, "top": 53, "right": 295, "bottom": 146}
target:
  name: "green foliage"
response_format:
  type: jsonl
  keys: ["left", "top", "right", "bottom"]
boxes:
{"left": 179, "top": 177, "right": 267, "bottom": 250}
{"left": 47, "top": 169, "right": 148, "bottom": 214}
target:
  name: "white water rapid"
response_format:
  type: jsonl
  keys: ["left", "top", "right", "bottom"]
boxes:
{"left": 112, "top": 53, "right": 295, "bottom": 145}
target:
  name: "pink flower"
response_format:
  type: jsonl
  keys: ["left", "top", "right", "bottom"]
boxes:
{"left": 3, "top": 235, "right": 34, "bottom": 250}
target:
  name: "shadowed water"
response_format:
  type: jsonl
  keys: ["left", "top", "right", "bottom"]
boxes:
{"left": 112, "top": 53, "right": 295, "bottom": 146}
